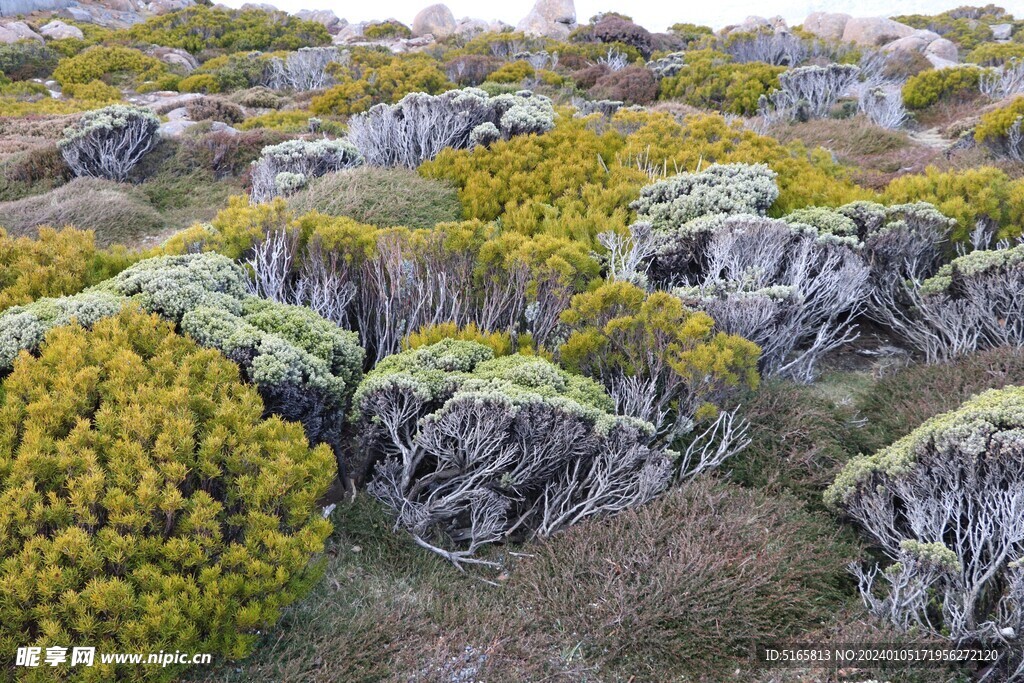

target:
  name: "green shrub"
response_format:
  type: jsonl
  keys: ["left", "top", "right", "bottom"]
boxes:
{"left": 965, "top": 42, "right": 1024, "bottom": 65}
{"left": 882, "top": 165, "right": 1024, "bottom": 242}
{"left": 60, "top": 79, "right": 121, "bottom": 102}
{"left": 0, "top": 177, "right": 165, "bottom": 246}
{"left": 363, "top": 20, "right": 412, "bottom": 39}
{"left": 52, "top": 46, "right": 168, "bottom": 88}
{"left": 310, "top": 54, "right": 452, "bottom": 116}
{"left": 126, "top": 6, "right": 330, "bottom": 54}
{"left": 287, "top": 166, "right": 461, "bottom": 229}
{"left": 974, "top": 95, "right": 1024, "bottom": 158}
{"left": 178, "top": 73, "right": 221, "bottom": 93}
{"left": 0, "top": 252, "right": 365, "bottom": 461}
{"left": 0, "top": 226, "right": 133, "bottom": 313}
{"left": 0, "top": 307, "right": 334, "bottom": 679}
{"left": 894, "top": 10, "right": 999, "bottom": 51}
{"left": 657, "top": 50, "right": 784, "bottom": 115}
{"left": 0, "top": 40, "right": 58, "bottom": 81}
{"left": 901, "top": 65, "right": 984, "bottom": 109}
{"left": 58, "top": 104, "right": 160, "bottom": 182}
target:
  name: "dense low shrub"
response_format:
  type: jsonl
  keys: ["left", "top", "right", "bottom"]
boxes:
{"left": 287, "top": 166, "right": 461, "bottom": 228}
{"left": 0, "top": 307, "right": 335, "bottom": 680}
{"left": 723, "top": 28, "right": 808, "bottom": 66}
{"left": 516, "top": 478, "right": 858, "bottom": 677}
{"left": 631, "top": 162, "right": 779, "bottom": 230}
{"left": 965, "top": 41, "right": 1024, "bottom": 66}
{"left": 187, "top": 52, "right": 269, "bottom": 93}
{"left": 363, "top": 20, "right": 412, "bottom": 39}
{"left": 901, "top": 65, "right": 984, "bottom": 109}
{"left": 0, "top": 226, "right": 133, "bottom": 312}
{"left": 249, "top": 138, "right": 364, "bottom": 203}
{"left": 58, "top": 104, "right": 160, "bottom": 182}
{"left": 587, "top": 64, "right": 658, "bottom": 104}
{"left": 826, "top": 386, "right": 1024, "bottom": 675}
{"left": 876, "top": 244, "right": 1024, "bottom": 362}
{"left": 894, "top": 8, "right": 998, "bottom": 51}
{"left": 573, "top": 14, "right": 653, "bottom": 58}
{"left": 356, "top": 339, "right": 673, "bottom": 567}
{"left": 347, "top": 88, "right": 556, "bottom": 168}
{"left": 559, "top": 281, "right": 759, "bottom": 445}
{"left": 61, "top": 79, "right": 122, "bottom": 102}
{"left": 657, "top": 50, "right": 785, "bottom": 115}
{"left": 126, "top": 6, "right": 331, "bottom": 54}
{"left": 51, "top": 46, "right": 168, "bottom": 88}
{"left": 186, "top": 96, "right": 245, "bottom": 124}
{"left": 0, "top": 177, "right": 164, "bottom": 245}
{"left": 882, "top": 166, "right": 1024, "bottom": 243}
{"left": 0, "top": 40, "right": 58, "bottom": 81}
{"left": 0, "top": 253, "right": 364, "bottom": 466}
{"left": 974, "top": 95, "right": 1024, "bottom": 160}
{"left": 310, "top": 54, "right": 451, "bottom": 117}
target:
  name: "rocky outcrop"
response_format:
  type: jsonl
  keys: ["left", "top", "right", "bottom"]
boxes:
{"left": 147, "top": 0, "right": 193, "bottom": 14}
{"left": 0, "top": 20, "right": 42, "bottom": 43}
{"left": 0, "top": 0, "right": 71, "bottom": 16}
{"left": 990, "top": 23, "right": 1013, "bottom": 41}
{"left": 412, "top": 3, "right": 455, "bottom": 39}
{"left": 296, "top": 9, "right": 345, "bottom": 34}
{"left": 841, "top": 17, "right": 915, "bottom": 47}
{"left": 726, "top": 15, "right": 788, "bottom": 35}
{"left": 147, "top": 45, "right": 198, "bottom": 72}
{"left": 453, "top": 17, "right": 488, "bottom": 38}
{"left": 59, "top": 3, "right": 145, "bottom": 28}
{"left": 517, "top": 0, "right": 576, "bottom": 39}
{"left": 39, "top": 18, "right": 83, "bottom": 39}
{"left": 802, "top": 12, "right": 850, "bottom": 41}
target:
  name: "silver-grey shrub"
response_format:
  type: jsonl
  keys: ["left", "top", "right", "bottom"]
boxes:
{"left": 355, "top": 340, "right": 672, "bottom": 568}
{"left": 346, "top": 87, "right": 555, "bottom": 169}
{"left": 672, "top": 215, "right": 869, "bottom": 382}
{"left": 630, "top": 163, "right": 779, "bottom": 231}
{"left": 264, "top": 46, "right": 341, "bottom": 91}
{"left": 875, "top": 243, "right": 1024, "bottom": 362}
{"left": 249, "top": 138, "right": 363, "bottom": 203}
{"left": 58, "top": 104, "right": 160, "bottom": 182}
{"left": 826, "top": 386, "right": 1024, "bottom": 677}
{"left": 761, "top": 63, "right": 860, "bottom": 122}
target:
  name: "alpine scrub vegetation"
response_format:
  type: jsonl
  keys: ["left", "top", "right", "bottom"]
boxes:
{"left": 826, "top": 386, "right": 1024, "bottom": 677}
{"left": 249, "top": 138, "right": 364, "bottom": 203}
{"left": 0, "top": 308, "right": 334, "bottom": 681}
{"left": 355, "top": 339, "right": 673, "bottom": 568}
{"left": 58, "top": 105, "right": 160, "bottom": 182}
{"left": 0, "top": 253, "right": 365, "bottom": 467}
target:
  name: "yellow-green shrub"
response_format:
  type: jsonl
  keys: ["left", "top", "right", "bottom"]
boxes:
{"left": 238, "top": 110, "right": 318, "bottom": 132}
{"left": 657, "top": 50, "right": 784, "bottom": 115}
{"left": 310, "top": 54, "right": 451, "bottom": 116}
{"left": 488, "top": 60, "right": 536, "bottom": 83}
{"left": 901, "top": 65, "right": 984, "bottom": 109}
{"left": 974, "top": 96, "right": 1024, "bottom": 144}
{"left": 126, "top": 6, "right": 330, "bottom": 54}
{"left": 0, "top": 307, "right": 335, "bottom": 680}
{"left": 363, "top": 20, "right": 412, "bottom": 39}
{"left": 178, "top": 72, "right": 221, "bottom": 93}
{"left": 965, "top": 42, "right": 1024, "bottom": 66}
{"left": 61, "top": 79, "right": 122, "bottom": 102}
{"left": 420, "top": 110, "right": 866, "bottom": 244}
{"left": 0, "top": 227, "right": 134, "bottom": 313}
{"left": 52, "top": 46, "right": 168, "bottom": 88}
{"left": 405, "top": 322, "right": 537, "bottom": 356}
{"left": 883, "top": 166, "right": 1024, "bottom": 242}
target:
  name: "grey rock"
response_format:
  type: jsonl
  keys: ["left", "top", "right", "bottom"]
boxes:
{"left": 39, "top": 19, "right": 83, "bottom": 39}
{"left": 802, "top": 12, "right": 851, "bottom": 41}
{"left": 517, "top": 0, "right": 575, "bottom": 39}
{"left": 842, "top": 16, "right": 915, "bottom": 47}
{"left": 990, "top": 23, "right": 1013, "bottom": 41}
{"left": 0, "top": 20, "right": 42, "bottom": 43}
{"left": 0, "top": 0, "right": 71, "bottom": 17}
{"left": 295, "top": 9, "right": 344, "bottom": 33}
{"left": 412, "top": 3, "right": 456, "bottom": 39}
